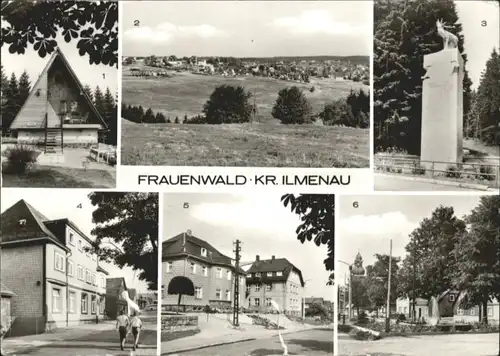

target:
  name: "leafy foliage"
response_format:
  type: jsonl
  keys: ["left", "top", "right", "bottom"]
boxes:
{"left": 3, "top": 144, "right": 38, "bottom": 174}
{"left": 272, "top": 86, "right": 313, "bottom": 124}
{"left": 374, "top": 0, "right": 472, "bottom": 154}
{"left": 203, "top": 85, "right": 253, "bottom": 124}
{"left": 453, "top": 196, "right": 500, "bottom": 323}
{"left": 167, "top": 276, "right": 195, "bottom": 314}
{"left": 1, "top": 0, "right": 118, "bottom": 67}
{"left": 2, "top": 72, "right": 20, "bottom": 130}
{"left": 121, "top": 104, "right": 166, "bottom": 124}
{"left": 281, "top": 194, "right": 334, "bottom": 271}
{"left": 365, "top": 254, "right": 400, "bottom": 310}
{"left": 87, "top": 192, "right": 158, "bottom": 290}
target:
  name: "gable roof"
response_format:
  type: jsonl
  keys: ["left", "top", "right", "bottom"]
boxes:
{"left": 246, "top": 257, "right": 305, "bottom": 287}
{"left": 106, "top": 277, "right": 127, "bottom": 297}
{"left": 163, "top": 232, "right": 245, "bottom": 273}
{"left": 0, "top": 199, "right": 69, "bottom": 251}
{"left": 10, "top": 47, "right": 107, "bottom": 130}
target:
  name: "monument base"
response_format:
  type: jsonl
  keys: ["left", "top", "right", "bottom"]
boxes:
{"left": 420, "top": 48, "right": 464, "bottom": 172}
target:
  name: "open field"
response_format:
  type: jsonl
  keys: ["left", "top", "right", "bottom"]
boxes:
{"left": 122, "top": 70, "right": 368, "bottom": 121}
{"left": 121, "top": 120, "right": 369, "bottom": 167}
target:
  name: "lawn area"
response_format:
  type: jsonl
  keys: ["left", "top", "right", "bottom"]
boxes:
{"left": 73, "top": 330, "right": 157, "bottom": 345}
{"left": 121, "top": 120, "right": 369, "bottom": 167}
{"left": 122, "top": 70, "right": 369, "bottom": 122}
{"left": 2, "top": 166, "right": 116, "bottom": 188}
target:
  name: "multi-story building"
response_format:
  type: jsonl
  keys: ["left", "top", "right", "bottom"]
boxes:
{"left": 162, "top": 230, "right": 246, "bottom": 312}
{"left": 0, "top": 199, "right": 109, "bottom": 336}
{"left": 245, "top": 255, "right": 305, "bottom": 316}
{"left": 105, "top": 277, "right": 137, "bottom": 319}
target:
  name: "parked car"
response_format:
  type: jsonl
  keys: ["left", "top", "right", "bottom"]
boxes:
{"left": 145, "top": 304, "right": 157, "bottom": 311}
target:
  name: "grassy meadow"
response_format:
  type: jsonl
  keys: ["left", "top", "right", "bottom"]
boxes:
{"left": 121, "top": 68, "right": 370, "bottom": 167}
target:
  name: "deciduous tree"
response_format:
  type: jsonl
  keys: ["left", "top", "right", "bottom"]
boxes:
{"left": 203, "top": 85, "right": 253, "bottom": 124}
{"left": 272, "top": 86, "right": 313, "bottom": 124}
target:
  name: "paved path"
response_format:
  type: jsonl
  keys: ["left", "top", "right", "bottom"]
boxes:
{"left": 166, "top": 328, "right": 333, "bottom": 356}
{"left": 338, "top": 332, "right": 498, "bottom": 356}
{"left": 374, "top": 174, "right": 485, "bottom": 191}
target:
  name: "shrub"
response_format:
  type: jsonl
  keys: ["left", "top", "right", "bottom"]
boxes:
{"left": 412, "top": 165, "right": 426, "bottom": 175}
{"left": 446, "top": 165, "right": 462, "bottom": 178}
{"left": 4, "top": 145, "right": 38, "bottom": 174}
{"left": 203, "top": 85, "right": 253, "bottom": 124}
{"left": 478, "top": 165, "right": 495, "bottom": 181}
{"left": 272, "top": 86, "right": 313, "bottom": 124}
{"left": 109, "top": 156, "right": 117, "bottom": 167}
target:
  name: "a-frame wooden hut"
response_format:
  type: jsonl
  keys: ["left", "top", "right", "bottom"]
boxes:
{"left": 9, "top": 48, "right": 108, "bottom": 153}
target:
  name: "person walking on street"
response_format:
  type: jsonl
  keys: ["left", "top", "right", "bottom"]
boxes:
{"left": 130, "top": 312, "right": 143, "bottom": 351}
{"left": 116, "top": 310, "right": 130, "bottom": 351}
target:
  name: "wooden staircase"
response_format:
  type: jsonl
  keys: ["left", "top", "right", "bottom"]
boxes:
{"left": 45, "top": 128, "right": 62, "bottom": 153}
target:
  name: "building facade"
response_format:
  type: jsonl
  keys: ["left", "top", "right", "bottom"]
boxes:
{"left": 9, "top": 48, "right": 107, "bottom": 149}
{"left": 162, "top": 231, "right": 246, "bottom": 312}
{"left": 245, "top": 255, "right": 305, "bottom": 316}
{"left": 0, "top": 200, "right": 108, "bottom": 336}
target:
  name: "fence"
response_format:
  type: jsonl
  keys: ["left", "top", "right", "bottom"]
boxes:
{"left": 375, "top": 155, "right": 500, "bottom": 189}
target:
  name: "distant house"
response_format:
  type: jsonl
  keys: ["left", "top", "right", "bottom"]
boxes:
{"left": 245, "top": 255, "right": 305, "bottom": 316}
{"left": 1, "top": 282, "right": 15, "bottom": 333}
{"left": 162, "top": 231, "right": 246, "bottom": 312}
{"left": 105, "top": 277, "right": 137, "bottom": 319}
{"left": 396, "top": 297, "right": 429, "bottom": 320}
{"left": 9, "top": 48, "right": 108, "bottom": 152}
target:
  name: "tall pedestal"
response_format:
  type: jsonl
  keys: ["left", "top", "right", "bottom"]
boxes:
{"left": 421, "top": 48, "right": 464, "bottom": 171}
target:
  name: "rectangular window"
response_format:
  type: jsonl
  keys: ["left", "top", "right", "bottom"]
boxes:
{"left": 255, "top": 285, "right": 260, "bottom": 292}
{"left": 77, "top": 266, "right": 84, "bottom": 280}
{"left": 101, "top": 276, "right": 105, "bottom": 288}
{"left": 195, "top": 287, "right": 203, "bottom": 299}
{"left": 277, "top": 271, "right": 283, "bottom": 277}
{"left": 190, "top": 262, "right": 196, "bottom": 274}
{"left": 215, "top": 289, "right": 221, "bottom": 299}
{"left": 448, "top": 294, "right": 455, "bottom": 302}
{"left": 86, "top": 269, "right": 91, "bottom": 284}
{"left": 69, "top": 232, "right": 74, "bottom": 245}
{"left": 246, "top": 286, "right": 251, "bottom": 293}
{"left": 266, "top": 298, "right": 272, "bottom": 306}
{"left": 78, "top": 240, "right": 83, "bottom": 252}
{"left": 91, "top": 295, "right": 97, "bottom": 314}
{"left": 487, "top": 306, "right": 493, "bottom": 317}
{"left": 81, "top": 293, "right": 88, "bottom": 314}
{"left": 217, "top": 268, "right": 222, "bottom": 278}
{"left": 256, "top": 273, "right": 261, "bottom": 278}
{"left": 54, "top": 252, "right": 65, "bottom": 272}
{"left": 254, "top": 298, "right": 260, "bottom": 306}
{"left": 166, "top": 262, "right": 173, "bottom": 273}
{"left": 202, "top": 265, "right": 208, "bottom": 277}
{"left": 226, "top": 270, "right": 231, "bottom": 281}
{"left": 226, "top": 290, "right": 231, "bottom": 301}
{"left": 67, "top": 260, "right": 74, "bottom": 277}
{"left": 267, "top": 272, "right": 272, "bottom": 277}
{"left": 458, "top": 308, "right": 464, "bottom": 315}
{"left": 69, "top": 291, "right": 76, "bottom": 313}
{"left": 60, "top": 100, "right": 68, "bottom": 113}
{"left": 100, "top": 296, "right": 105, "bottom": 314}
{"left": 266, "top": 284, "right": 272, "bottom": 291}
{"left": 92, "top": 273, "right": 97, "bottom": 286}
{"left": 470, "top": 308, "right": 475, "bottom": 316}
{"left": 52, "top": 288, "right": 61, "bottom": 313}
{"left": 201, "top": 248, "right": 207, "bottom": 257}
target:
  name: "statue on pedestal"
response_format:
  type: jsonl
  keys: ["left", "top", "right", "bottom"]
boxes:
{"left": 436, "top": 19, "right": 458, "bottom": 49}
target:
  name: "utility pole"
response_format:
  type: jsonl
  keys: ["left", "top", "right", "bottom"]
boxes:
{"left": 385, "top": 239, "right": 392, "bottom": 333}
{"left": 233, "top": 239, "right": 242, "bottom": 327}
{"left": 348, "top": 266, "right": 352, "bottom": 320}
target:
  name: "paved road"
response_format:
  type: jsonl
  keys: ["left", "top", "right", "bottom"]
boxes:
{"left": 339, "top": 332, "right": 498, "bottom": 356}
{"left": 375, "top": 175, "right": 482, "bottom": 191}
{"left": 168, "top": 328, "right": 333, "bottom": 356}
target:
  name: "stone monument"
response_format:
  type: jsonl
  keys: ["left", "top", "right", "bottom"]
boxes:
{"left": 420, "top": 19, "right": 464, "bottom": 171}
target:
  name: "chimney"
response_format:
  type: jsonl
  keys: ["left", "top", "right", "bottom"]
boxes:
{"left": 256, "top": 255, "right": 260, "bottom": 261}
{"left": 272, "top": 255, "right": 275, "bottom": 260}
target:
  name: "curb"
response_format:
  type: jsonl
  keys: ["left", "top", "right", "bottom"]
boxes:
{"left": 161, "top": 337, "right": 257, "bottom": 355}
{"left": 375, "top": 173, "right": 491, "bottom": 191}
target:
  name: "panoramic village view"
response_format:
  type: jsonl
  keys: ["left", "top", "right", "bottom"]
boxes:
{"left": 337, "top": 194, "right": 500, "bottom": 356}
{"left": 0, "top": 1, "right": 118, "bottom": 188}
{"left": 0, "top": 190, "right": 159, "bottom": 356}
{"left": 160, "top": 193, "right": 334, "bottom": 355}
{"left": 121, "top": 1, "right": 370, "bottom": 167}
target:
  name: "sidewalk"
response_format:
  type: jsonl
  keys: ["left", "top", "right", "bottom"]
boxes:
{"left": 2, "top": 322, "right": 115, "bottom": 354}
{"left": 160, "top": 323, "right": 325, "bottom": 355}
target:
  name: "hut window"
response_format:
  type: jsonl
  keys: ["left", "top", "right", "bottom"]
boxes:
{"left": 70, "top": 101, "right": 78, "bottom": 113}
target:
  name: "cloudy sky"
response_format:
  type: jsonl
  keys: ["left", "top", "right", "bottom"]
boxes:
{"left": 1, "top": 22, "right": 118, "bottom": 95}
{"left": 122, "top": 1, "right": 372, "bottom": 57}
{"left": 456, "top": 1, "right": 499, "bottom": 89}
{"left": 163, "top": 193, "right": 334, "bottom": 301}
{"left": 1, "top": 189, "right": 151, "bottom": 294}
{"left": 337, "top": 194, "right": 482, "bottom": 285}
